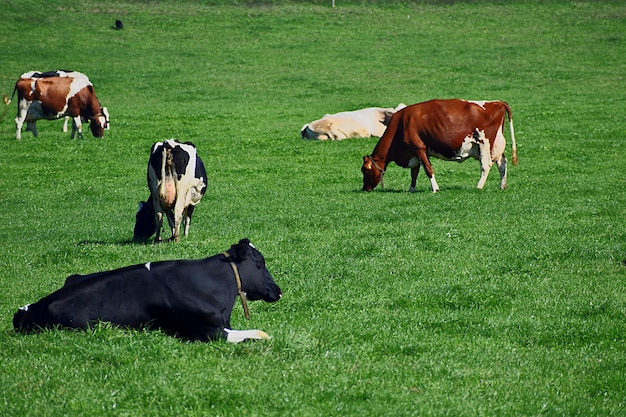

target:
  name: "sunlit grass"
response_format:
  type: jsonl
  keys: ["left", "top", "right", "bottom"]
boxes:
{"left": 0, "top": 1, "right": 624, "bottom": 416}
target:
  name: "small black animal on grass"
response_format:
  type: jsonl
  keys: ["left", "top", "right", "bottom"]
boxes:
{"left": 113, "top": 20, "right": 123, "bottom": 30}
{"left": 13, "top": 239, "right": 282, "bottom": 343}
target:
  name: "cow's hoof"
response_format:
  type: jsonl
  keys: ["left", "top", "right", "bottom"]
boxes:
{"left": 225, "top": 329, "right": 271, "bottom": 343}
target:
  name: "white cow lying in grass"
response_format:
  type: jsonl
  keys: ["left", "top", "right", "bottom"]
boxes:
{"left": 300, "top": 104, "right": 406, "bottom": 140}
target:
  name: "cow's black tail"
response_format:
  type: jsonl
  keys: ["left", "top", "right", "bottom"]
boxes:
{"left": 0, "top": 84, "right": 17, "bottom": 122}
{"left": 3, "top": 83, "right": 17, "bottom": 106}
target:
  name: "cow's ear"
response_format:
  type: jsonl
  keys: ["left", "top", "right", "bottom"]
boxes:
{"left": 383, "top": 109, "right": 394, "bottom": 124}
{"left": 229, "top": 239, "right": 250, "bottom": 262}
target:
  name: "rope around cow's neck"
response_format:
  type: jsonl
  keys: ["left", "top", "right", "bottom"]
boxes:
{"left": 222, "top": 252, "right": 251, "bottom": 320}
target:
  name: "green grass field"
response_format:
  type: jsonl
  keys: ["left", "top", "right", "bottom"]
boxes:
{"left": 1, "top": 1, "right": 624, "bottom": 415}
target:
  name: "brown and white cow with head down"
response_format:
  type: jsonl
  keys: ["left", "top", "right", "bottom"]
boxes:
{"left": 362, "top": 99, "right": 518, "bottom": 192}
{"left": 5, "top": 70, "right": 107, "bottom": 140}
{"left": 300, "top": 104, "right": 406, "bottom": 140}
{"left": 63, "top": 106, "right": 110, "bottom": 139}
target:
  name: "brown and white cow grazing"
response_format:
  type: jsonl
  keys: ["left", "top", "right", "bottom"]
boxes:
{"left": 63, "top": 106, "right": 110, "bottom": 139}
{"left": 301, "top": 104, "right": 406, "bottom": 140}
{"left": 6, "top": 70, "right": 107, "bottom": 140}
{"left": 362, "top": 99, "right": 517, "bottom": 192}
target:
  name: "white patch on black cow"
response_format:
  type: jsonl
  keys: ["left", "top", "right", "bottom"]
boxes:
{"left": 224, "top": 328, "right": 271, "bottom": 343}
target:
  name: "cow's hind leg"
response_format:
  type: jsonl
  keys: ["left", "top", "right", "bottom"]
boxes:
{"left": 154, "top": 212, "right": 163, "bottom": 242}
{"left": 163, "top": 211, "right": 179, "bottom": 242}
{"left": 171, "top": 216, "right": 181, "bottom": 242}
{"left": 15, "top": 100, "right": 30, "bottom": 140}
{"left": 496, "top": 154, "right": 508, "bottom": 190}
{"left": 15, "top": 116, "right": 23, "bottom": 140}
{"left": 170, "top": 198, "right": 187, "bottom": 242}
{"left": 475, "top": 130, "right": 493, "bottom": 190}
{"left": 183, "top": 206, "right": 194, "bottom": 237}
{"left": 153, "top": 200, "right": 165, "bottom": 243}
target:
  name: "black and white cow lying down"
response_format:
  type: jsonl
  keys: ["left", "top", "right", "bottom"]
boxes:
{"left": 13, "top": 239, "right": 282, "bottom": 343}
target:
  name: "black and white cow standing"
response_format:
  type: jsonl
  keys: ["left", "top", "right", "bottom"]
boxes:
{"left": 13, "top": 239, "right": 282, "bottom": 343}
{"left": 133, "top": 139, "right": 207, "bottom": 243}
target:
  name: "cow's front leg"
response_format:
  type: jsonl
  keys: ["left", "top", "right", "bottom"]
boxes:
{"left": 71, "top": 117, "right": 83, "bottom": 139}
{"left": 408, "top": 157, "right": 420, "bottom": 192}
{"left": 154, "top": 211, "right": 164, "bottom": 243}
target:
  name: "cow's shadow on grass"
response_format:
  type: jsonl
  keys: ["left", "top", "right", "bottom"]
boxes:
{"left": 77, "top": 239, "right": 136, "bottom": 246}
{"left": 350, "top": 185, "right": 469, "bottom": 194}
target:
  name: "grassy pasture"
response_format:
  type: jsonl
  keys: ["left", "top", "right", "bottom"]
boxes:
{"left": 0, "top": 0, "right": 625, "bottom": 415}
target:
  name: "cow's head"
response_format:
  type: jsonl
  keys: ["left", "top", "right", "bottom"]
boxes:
{"left": 13, "top": 304, "right": 34, "bottom": 332}
{"left": 361, "top": 155, "right": 384, "bottom": 191}
{"left": 89, "top": 108, "right": 107, "bottom": 138}
{"left": 225, "top": 239, "right": 282, "bottom": 302}
{"left": 133, "top": 200, "right": 156, "bottom": 243}
{"left": 300, "top": 119, "right": 334, "bottom": 140}
{"left": 300, "top": 123, "right": 326, "bottom": 140}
